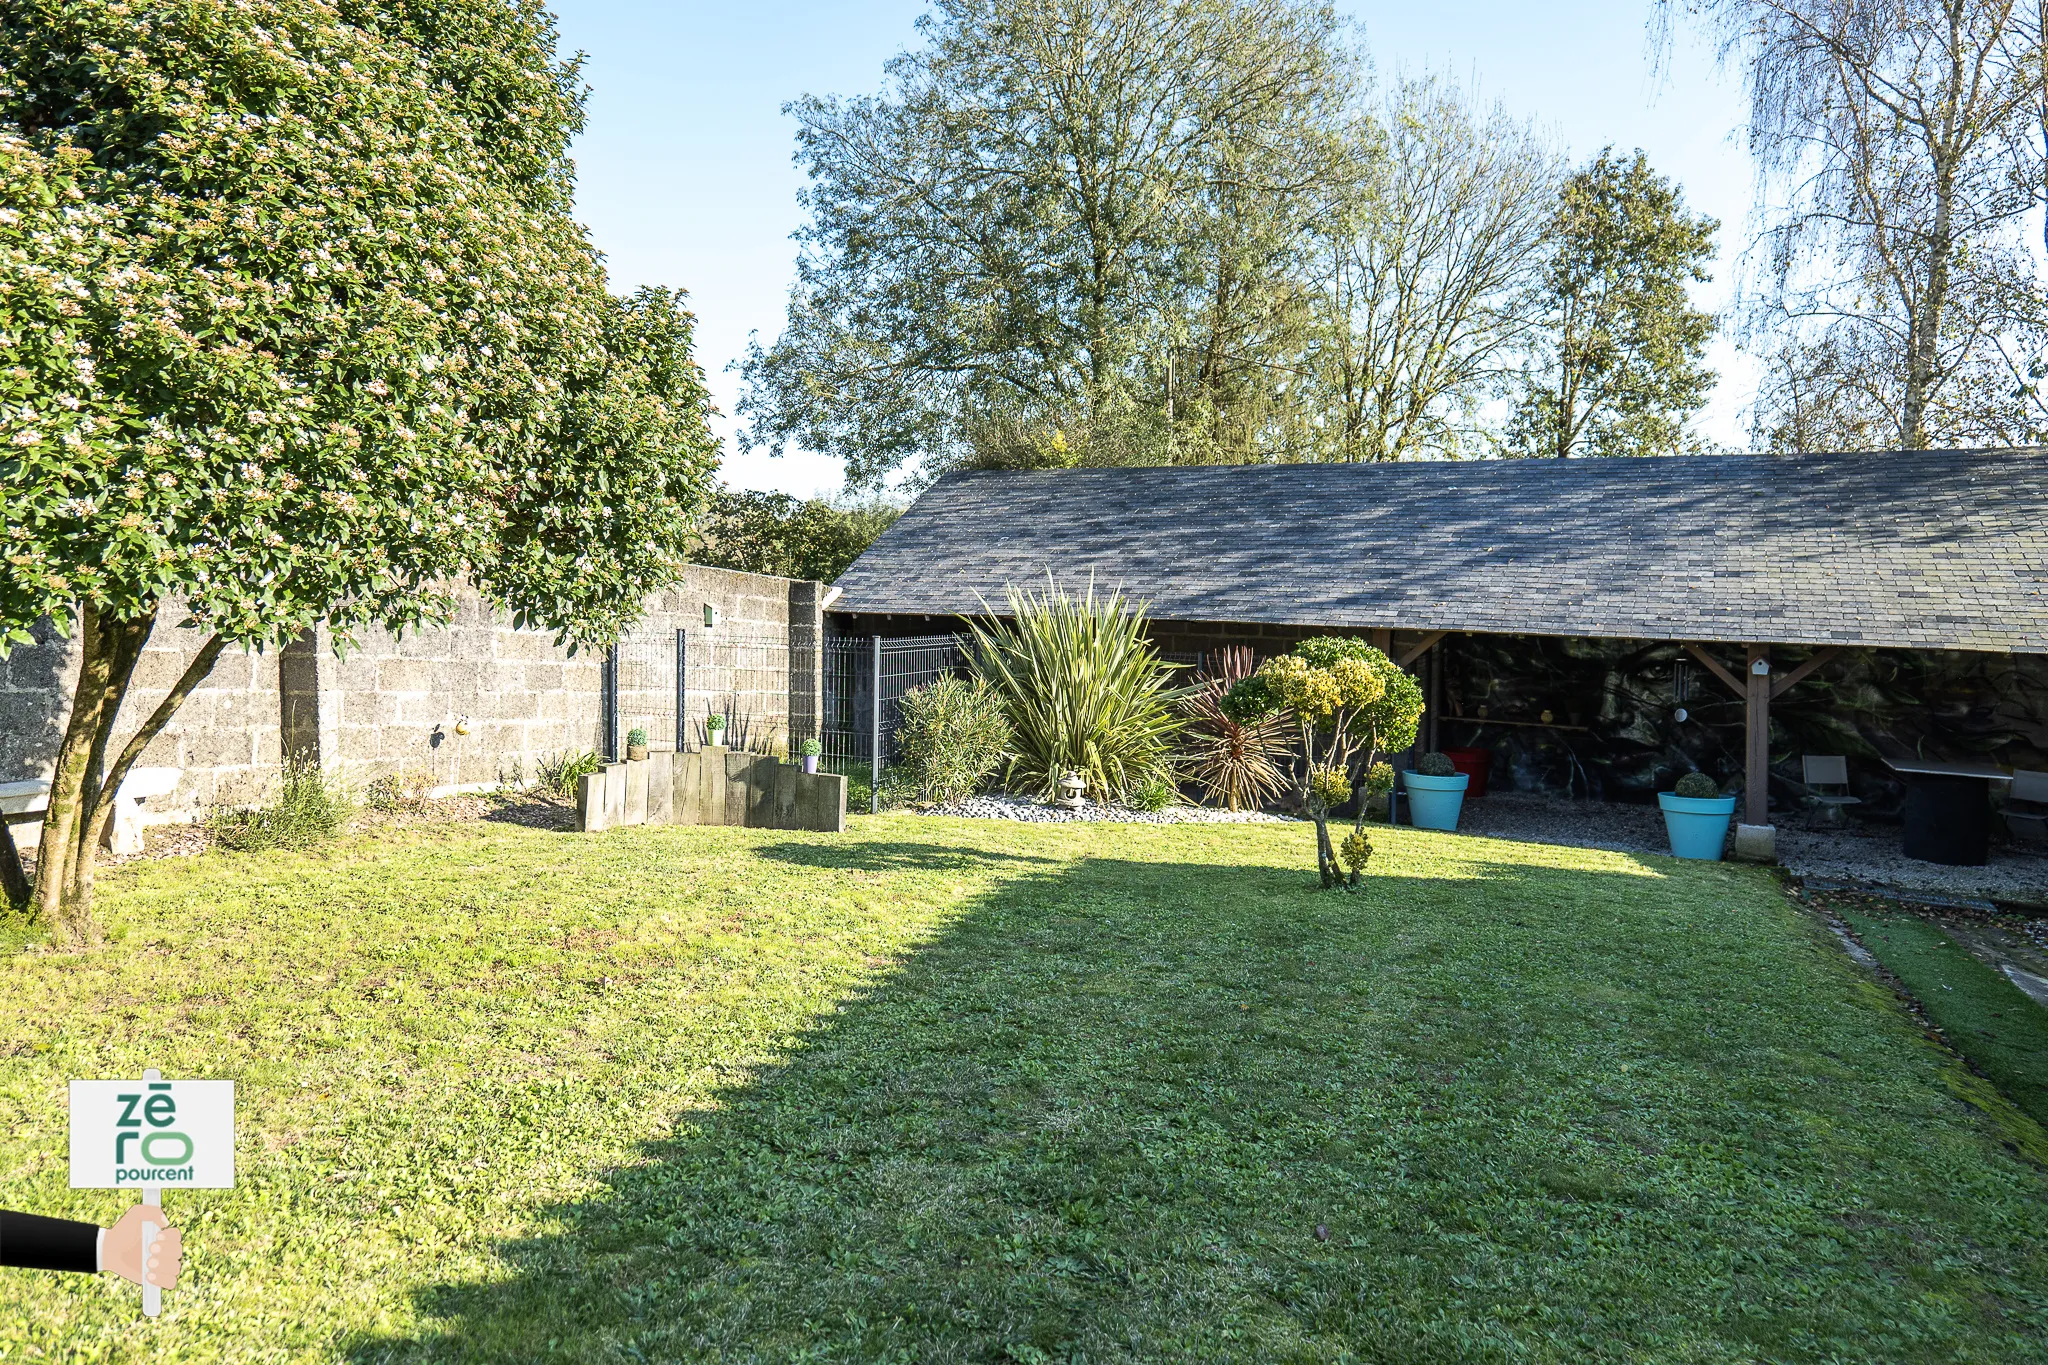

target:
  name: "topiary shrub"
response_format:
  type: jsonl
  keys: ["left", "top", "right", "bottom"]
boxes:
{"left": 1416, "top": 751, "right": 1457, "bottom": 777}
{"left": 1225, "top": 636, "right": 1424, "bottom": 891}
{"left": 895, "top": 675, "right": 1013, "bottom": 804}
{"left": 1673, "top": 771, "right": 1720, "bottom": 799}
{"left": 626, "top": 726, "right": 648, "bottom": 748}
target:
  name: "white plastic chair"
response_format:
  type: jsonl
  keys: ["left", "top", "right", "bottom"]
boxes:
{"left": 2007, "top": 769, "right": 2048, "bottom": 844}
{"left": 1801, "top": 755, "right": 1861, "bottom": 826}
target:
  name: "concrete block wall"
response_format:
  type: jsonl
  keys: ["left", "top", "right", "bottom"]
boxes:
{"left": 1, "top": 607, "right": 283, "bottom": 824}
{"left": 3, "top": 565, "right": 823, "bottom": 825}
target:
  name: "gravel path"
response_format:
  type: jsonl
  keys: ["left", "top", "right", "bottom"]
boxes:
{"left": 1458, "top": 791, "right": 2048, "bottom": 906}
{"left": 919, "top": 795, "right": 1291, "bottom": 825}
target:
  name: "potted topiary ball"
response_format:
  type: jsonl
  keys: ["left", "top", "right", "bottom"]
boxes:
{"left": 704, "top": 714, "right": 726, "bottom": 748}
{"left": 800, "top": 737, "right": 821, "bottom": 775}
{"left": 1659, "top": 771, "right": 1736, "bottom": 860}
{"left": 625, "top": 727, "right": 649, "bottom": 762}
{"left": 1402, "top": 751, "right": 1470, "bottom": 831}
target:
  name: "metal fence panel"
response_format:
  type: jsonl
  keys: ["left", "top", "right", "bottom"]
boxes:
{"left": 615, "top": 628, "right": 680, "bottom": 753}
{"left": 684, "top": 627, "right": 792, "bottom": 752}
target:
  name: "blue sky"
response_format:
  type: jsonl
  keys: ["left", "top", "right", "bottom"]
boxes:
{"left": 550, "top": 1, "right": 1759, "bottom": 496}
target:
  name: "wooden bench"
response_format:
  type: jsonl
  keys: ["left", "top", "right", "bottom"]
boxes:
{"left": 0, "top": 767, "right": 184, "bottom": 856}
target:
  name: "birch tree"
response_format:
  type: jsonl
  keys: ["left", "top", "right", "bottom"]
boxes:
{"left": 1668, "top": 0, "right": 2045, "bottom": 449}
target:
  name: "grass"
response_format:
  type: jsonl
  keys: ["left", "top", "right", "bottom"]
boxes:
{"left": 2, "top": 816, "right": 2046, "bottom": 1361}
{"left": 1837, "top": 905, "right": 2048, "bottom": 1131}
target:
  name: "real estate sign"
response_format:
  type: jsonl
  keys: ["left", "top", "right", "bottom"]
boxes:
{"left": 69, "top": 1078, "right": 235, "bottom": 1190}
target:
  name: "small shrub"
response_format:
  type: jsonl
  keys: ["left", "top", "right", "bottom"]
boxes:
{"left": 1416, "top": 751, "right": 1458, "bottom": 777}
{"left": 209, "top": 761, "right": 353, "bottom": 852}
{"left": 1131, "top": 775, "right": 1176, "bottom": 812}
{"left": 537, "top": 750, "right": 603, "bottom": 800}
{"left": 1340, "top": 828, "right": 1372, "bottom": 874}
{"left": 1673, "top": 771, "right": 1721, "bottom": 799}
{"left": 895, "top": 675, "right": 1012, "bottom": 804}
{"left": 800, "top": 737, "right": 822, "bottom": 758}
{"left": 365, "top": 766, "right": 434, "bottom": 813}
{"left": 1308, "top": 764, "right": 1353, "bottom": 810}
{"left": 626, "top": 726, "right": 648, "bottom": 748}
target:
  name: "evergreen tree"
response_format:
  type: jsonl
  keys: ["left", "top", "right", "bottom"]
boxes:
{"left": 1509, "top": 150, "right": 1717, "bottom": 458}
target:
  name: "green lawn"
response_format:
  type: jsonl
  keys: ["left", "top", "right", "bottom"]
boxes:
{"left": 3, "top": 813, "right": 2046, "bottom": 1362}
{"left": 1837, "top": 903, "right": 2048, "bottom": 1132}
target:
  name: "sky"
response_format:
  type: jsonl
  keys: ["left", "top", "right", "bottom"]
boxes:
{"left": 550, "top": 1, "right": 1762, "bottom": 498}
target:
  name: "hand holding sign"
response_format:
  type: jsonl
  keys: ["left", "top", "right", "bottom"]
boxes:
{"left": 102, "top": 1205, "right": 181, "bottom": 1289}
{"left": 69, "top": 1069, "right": 231, "bottom": 1317}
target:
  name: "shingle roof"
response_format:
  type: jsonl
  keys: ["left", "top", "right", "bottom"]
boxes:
{"left": 830, "top": 449, "right": 2048, "bottom": 653}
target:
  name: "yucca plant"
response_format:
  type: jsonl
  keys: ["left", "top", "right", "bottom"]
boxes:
{"left": 968, "top": 577, "right": 1189, "bottom": 802}
{"left": 1180, "top": 646, "right": 1291, "bottom": 811}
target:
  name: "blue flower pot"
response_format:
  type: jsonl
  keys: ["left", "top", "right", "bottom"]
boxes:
{"left": 1658, "top": 792, "right": 1737, "bottom": 860}
{"left": 1402, "top": 771, "right": 1469, "bottom": 832}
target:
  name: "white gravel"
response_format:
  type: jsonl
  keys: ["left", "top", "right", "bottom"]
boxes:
{"left": 919, "top": 794, "right": 1291, "bottom": 825}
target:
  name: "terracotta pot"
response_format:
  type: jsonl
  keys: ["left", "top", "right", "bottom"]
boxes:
{"left": 626, "top": 744, "right": 648, "bottom": 762}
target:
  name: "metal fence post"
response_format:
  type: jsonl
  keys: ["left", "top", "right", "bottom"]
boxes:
{"left": 674, "top": 628, "right": 688, "bottom": 751}
{"left": 603, "top": 643, "right": 621, "bottom": 761}
{"left": 870, "top": 635, "right": 883, "bottom": 814}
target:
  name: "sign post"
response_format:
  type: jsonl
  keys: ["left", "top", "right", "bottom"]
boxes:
{"left": 70, "top": 1069, "right": 234, "bottom": 1317}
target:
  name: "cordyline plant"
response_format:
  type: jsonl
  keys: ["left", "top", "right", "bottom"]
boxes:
{"left": 0, "top": 1, "right": 719, "bottom": 945}
{"left": 1224, "top": 637, "right": 1423, "bottom": 888}
{"left": 1179, "top": 645, "right": 1290, "bottom": 811}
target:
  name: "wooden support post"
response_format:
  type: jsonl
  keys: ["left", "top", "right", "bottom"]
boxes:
{"left": 1369, "top": 629, "right": 1391, "bottom": 653}
{"left": 1744, "top": 643, "right": 1771, "bottom": 828}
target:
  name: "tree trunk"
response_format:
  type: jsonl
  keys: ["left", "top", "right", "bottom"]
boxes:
{"left": 35, "top": 603, "right": 115, "bottom": 946}
{"left": 1312, "top": 809, "right": 1340, "bottom": 887}
{"left": 67, "top": 630, "right": 228, "bottom": 935}
{"left": 31, "top": 603, "right": 226, "bottom": 948}
{"left": 0, "top": 816, "right": 28, "bottom": 910}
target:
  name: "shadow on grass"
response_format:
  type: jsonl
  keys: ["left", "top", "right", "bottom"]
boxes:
{"left": 752, "top": 839, "right": 1064, "bottom": 873}
{"left": 341, "top": 849, "right": 2045, "bottom": 1363}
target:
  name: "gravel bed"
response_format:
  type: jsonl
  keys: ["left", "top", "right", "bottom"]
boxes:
{"left": 1457, "top": 791, "right": 2048, "bottom": 906}
{"left": 920, "top": 794, "right": 1291, "bottom": 825}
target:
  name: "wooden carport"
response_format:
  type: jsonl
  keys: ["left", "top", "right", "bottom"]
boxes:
{"left": 827, "top": 447, "right": 2048, "bottom": 850}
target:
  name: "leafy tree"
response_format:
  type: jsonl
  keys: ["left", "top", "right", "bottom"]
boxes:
{"left": 691, "top": 487, "right": 901, "bottom": 583}
{"left": 1508, "top": 149, "right": 1718, "bottom": 459}
{"left": 737, "top": 0, "right": 1365, "bottom": 486}
{"left": 0, "top": 0, "right": 718, "bottom": 944}
{"left": 1225, "top": 637, "right": 1420, "bottom": 889}
{"left": 1662, "top": 0, "right": 2045, "bottom": 450}
{"left": 1315, "top": 77, "right": 1561, "bottom": 461}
